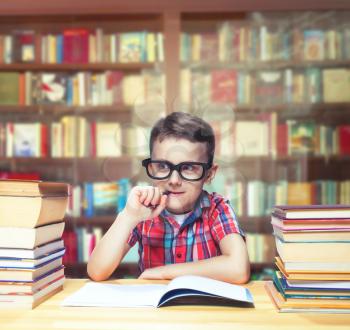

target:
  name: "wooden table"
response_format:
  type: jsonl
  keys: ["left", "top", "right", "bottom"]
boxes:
{"left": 1, "top": 279, "right": 349, "bottom": 330}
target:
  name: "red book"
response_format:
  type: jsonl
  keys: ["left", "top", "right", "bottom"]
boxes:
{"left": 211, "top": 69, "right": 237, "bottom": 103}
{"left": 0, "top": 171, "right": 40, "bottom": 180}
{"left": 108, "top": 71, "right": 124, "bottom": 105}
{"left": 90, "top": 121, "right": 96, "bottom": 157}
{"left": 62, "top": 230, "right": 78, "bottom": 264}
{"left": 41, "top": 124, "right": 48, "bottom": 157}
{"left": 338, "top": 125, "right": 350, "bottom": 155}
{"left": 63, "top": 29, "right": 89, "bottom": 63}
{"left": 88, "top": 233, "right": 96, "bottom": 257}
{"left": 277, "top": 123, "right": 288, "bottom": 156}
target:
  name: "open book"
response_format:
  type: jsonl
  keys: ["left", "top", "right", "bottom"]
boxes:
{"left": 61, "top": 275, "right": 254, "bottom": 308}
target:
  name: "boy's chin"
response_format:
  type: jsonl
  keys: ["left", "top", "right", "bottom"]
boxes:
{"left": 165, "top": 202, "right": 193, "bottom": 215}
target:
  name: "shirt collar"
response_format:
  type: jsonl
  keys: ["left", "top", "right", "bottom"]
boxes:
{"left": 160, "top": 190, "right": 211, "bottom": 227}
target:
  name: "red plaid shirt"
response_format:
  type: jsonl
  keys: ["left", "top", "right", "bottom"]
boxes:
{"left": 127, "top": 191, "right": 244, "bottom": 272}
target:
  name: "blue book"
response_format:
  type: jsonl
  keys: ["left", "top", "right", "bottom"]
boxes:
{"left": 84, "top": 182, "right": 94, "bottom": 217}
{"left": 56, "top": 35, "right": 63, "bottom": 64}
{"left": 66, "top": 77, "right": 73, "bottom": 105}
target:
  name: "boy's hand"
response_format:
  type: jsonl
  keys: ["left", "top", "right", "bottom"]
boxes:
{"left": 124, "top": 186, "right": 168, "bottom": 225}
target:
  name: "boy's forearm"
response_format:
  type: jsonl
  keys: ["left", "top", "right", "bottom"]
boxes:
{"left": 87, "top": 210, "right": 136, "bottom": 281}
{"left": 140, "top": 255, "right": 251, "bottom": 284}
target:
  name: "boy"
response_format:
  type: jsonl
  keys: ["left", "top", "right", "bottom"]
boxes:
{"left": 87, "top": 112, "right": 250, "bottom": 284}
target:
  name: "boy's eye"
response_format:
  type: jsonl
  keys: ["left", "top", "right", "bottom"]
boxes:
{"left": 157, "top": 162, "right": 170, "bottom": 171}
{"left": 181, "top": 164, "right": 194, "bottom": 171}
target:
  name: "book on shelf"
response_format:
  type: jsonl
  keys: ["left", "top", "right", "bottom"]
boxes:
{"left": 0, "top": 276, "right": 64, "bottom": 309}
{"left": 0, "top": 239, "right": 64, "bottom": 259}
{"left": 40, "top": 73, "right": 68, "bottom": 104}
{"left": 255, "top": 71, "right": 283, "bottom": 106}
{"left": 61, "top": 275, "right": 254, "bottom": 308}
{"left": 62, "top": 28, "right": 89, "bottom": 64}
{"left": 211, "top": 69, "right": 237, "bottom": 103}
{"left": 119, "top": 32, "right": 146, "bottom": 63}
{"left": 12, "top": 123, "right": 47, "bottom": 157}
{"left": 12, "top": 30, "right": 36, "bottom": 63}
{"left": 96, "top": 122, "right": 122, "bottom": 157}
{"left": 0, "top": 266, "right": 64, "bottom": 294}
{"left": 339, "top": 125, "right": 350, "bottom": 156}
{"left": 287, "top": 121, "right": 316, "bottom": 155}
{"left": 323, "top": 68, "right": 350, "bottom": 103}
{"left": 234, "top": 120, "right": 269, "bottom": 157}
{"left": 0, "top": 72, "right": 19, "bottom": 105}
{"left": 303, "top": 29, "right": 325, "bottom": 61}
{"left": 0, "top": 222, "right": 65, "bottom": 249}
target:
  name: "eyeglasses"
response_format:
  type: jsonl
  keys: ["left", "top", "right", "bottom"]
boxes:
{"left": 142, "top": 158, "right": 212, "bottom": 181}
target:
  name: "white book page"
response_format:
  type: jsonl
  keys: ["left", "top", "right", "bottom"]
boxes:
{"left": 163, "top": 275, "right": 253, "bottom": 303}
{"left": 61, "top": 282, "right": 166, "bottom": 307}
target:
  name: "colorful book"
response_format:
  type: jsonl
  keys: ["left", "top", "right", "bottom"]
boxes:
{"left": 119, "top": 32, "right": 146, "bottom": 62}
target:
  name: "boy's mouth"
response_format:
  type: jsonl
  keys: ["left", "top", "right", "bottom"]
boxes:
{"left": 167, "top": 191, "right": 184, "bottom": 195}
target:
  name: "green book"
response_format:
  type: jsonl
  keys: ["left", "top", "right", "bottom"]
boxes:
{"left": 0, "top": 72, "right": 19, "bottom": 105}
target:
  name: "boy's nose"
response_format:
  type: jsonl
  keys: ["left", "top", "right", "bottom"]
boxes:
{"left": 168, "top": 169, "right": 182, "bottom": 185}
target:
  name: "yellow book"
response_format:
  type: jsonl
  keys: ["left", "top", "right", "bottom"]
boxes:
{"left": 287, "top": 182, "right": 313, "bottom": 205}
{"left": 147, "top": 33, "right": 156, "bottom": 62}
{"left": 323, "top": 69, "right": 350, "bottom": 102}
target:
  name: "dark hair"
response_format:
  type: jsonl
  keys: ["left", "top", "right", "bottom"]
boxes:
{"left": 150, "top": 112, "right": 215, "bottom": 165}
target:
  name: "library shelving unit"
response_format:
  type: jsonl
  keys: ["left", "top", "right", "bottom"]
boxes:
{"left": 1, "top": 1, "right": 350, "bottom": 279}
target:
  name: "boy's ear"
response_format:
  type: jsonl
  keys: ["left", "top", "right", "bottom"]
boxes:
{"left": 205, "top": 163, "right": 218, "bottom": 184}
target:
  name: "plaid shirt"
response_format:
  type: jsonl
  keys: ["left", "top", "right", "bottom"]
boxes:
{"left": 127, "top": 190, "right": 244, "bottom": 272}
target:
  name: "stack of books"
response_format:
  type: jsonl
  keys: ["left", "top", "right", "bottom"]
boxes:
{"left": 266, "top": 205, "right": 350, "bottom": 313}
{"left": 0, "top": 180, "right": 69, "bottom": 309}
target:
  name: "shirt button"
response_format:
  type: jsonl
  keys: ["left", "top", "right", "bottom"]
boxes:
{"left": 176, "top": 253, "right": 182, "bottom": 258}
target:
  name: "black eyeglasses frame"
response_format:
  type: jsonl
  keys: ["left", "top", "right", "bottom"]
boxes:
{"left": 141, "top": 158, "right": 212, "bottom": 181}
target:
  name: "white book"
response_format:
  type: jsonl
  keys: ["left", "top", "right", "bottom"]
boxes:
{"left": 0, "top": 239, "right": 64, "bottom": 259}
{"left": 62, "top": 275, "right": 254, "bottom": 308}
{"left": 0, "top": 248, "right": 65, "bottom": 268}
{"left": 96, "top": 122, "right": 121, "bottom": 157}
{"left": 13, "top": 123, "right": 41, "bottom": 157}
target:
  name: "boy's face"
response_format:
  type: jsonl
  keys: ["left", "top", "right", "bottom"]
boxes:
{"left": 151, "top": 137, "right": 217, "bottom": 214}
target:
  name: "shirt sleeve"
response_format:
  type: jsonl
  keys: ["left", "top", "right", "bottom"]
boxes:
{"left": 127, "top": 226, "right": 140, "bottom": 247}
{"left": 210, "top": 197, "right": 245, "bottom": 243}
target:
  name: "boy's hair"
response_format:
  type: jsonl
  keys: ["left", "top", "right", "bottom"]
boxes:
{"left": 150, "top": 112, "right": 215, "bottom": 165}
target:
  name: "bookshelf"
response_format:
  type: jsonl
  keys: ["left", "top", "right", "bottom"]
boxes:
{"left": 1, "top": 1, "right": 350, "bottom": 280}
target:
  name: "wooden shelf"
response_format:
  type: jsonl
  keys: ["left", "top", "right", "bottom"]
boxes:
{"left": 0, "top": 154, "right": 350, "bottom": 166}
{"left": 0, "top": 105, "right": 133, "bottom": 114}
{"left": 201, "top": 102, "right": 350, "bottom": 117}
{"left": 0, "top": 155, "right": 136, "bottom": 165}
{"left": 0, "top": 62, "right": 160, "bottom": 72}
{"left": 2, "top": 103, "right": 350, "bottom": 113}
{"left": 218, "top": 155, "right": 350, "bottom": 164}
{"left": 182, "top": 59, "right": 350, "bottom": 71}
